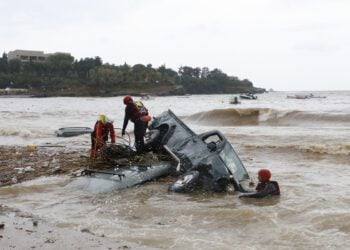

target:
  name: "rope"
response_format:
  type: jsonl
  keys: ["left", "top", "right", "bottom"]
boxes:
{"left": 114, "top": 128, "right": 134, "bottom": 148}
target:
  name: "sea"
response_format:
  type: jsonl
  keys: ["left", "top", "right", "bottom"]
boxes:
{"left": 0, "top": 91, "right": 349, "bottom": 249}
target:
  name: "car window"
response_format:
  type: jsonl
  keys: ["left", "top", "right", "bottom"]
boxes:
{"left": 219, "top": 143, "right": 249, "bottom": 181}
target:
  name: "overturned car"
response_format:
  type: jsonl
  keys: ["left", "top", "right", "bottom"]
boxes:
{"left": 147, "top": 110, "right": 253, "bottom": 193}
{"left": 78, "top": 110, "right": 252, "bottom": 194}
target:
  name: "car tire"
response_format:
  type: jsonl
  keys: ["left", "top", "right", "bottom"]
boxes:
{"left": 168, "top": 170, "right": 200, "bottom": 193}
{"left": 144, "top": 129, "right": 161, "bottom": 150}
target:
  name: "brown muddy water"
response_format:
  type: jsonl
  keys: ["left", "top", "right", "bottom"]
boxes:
{"left": 0, "top": 92, "right": 349, "bottom": 249}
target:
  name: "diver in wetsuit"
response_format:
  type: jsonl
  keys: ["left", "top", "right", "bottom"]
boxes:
{"left": 239, "top": 169, "right": 280, "bottom": 198}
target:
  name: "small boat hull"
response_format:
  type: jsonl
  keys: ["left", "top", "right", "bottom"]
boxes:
{"left": 240, "top": 94, "right": 257, "bottom": 100}
{"left": 55, "top": 127, "right": 93, "bottom": 137}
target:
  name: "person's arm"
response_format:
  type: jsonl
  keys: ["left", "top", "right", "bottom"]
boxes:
{"left": 239, "top": 182, "right": 276, "bottom": 198}
{"left": 122, "top": 106, "right": 131, "bottom": 135}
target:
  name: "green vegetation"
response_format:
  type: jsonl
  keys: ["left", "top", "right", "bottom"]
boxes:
{"left": 0, "top": 52, "right": 265, "bottom": 96}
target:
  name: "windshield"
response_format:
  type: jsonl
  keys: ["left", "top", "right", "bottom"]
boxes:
{"left": 219, "top": 143, "right": 249, "bottom": 181}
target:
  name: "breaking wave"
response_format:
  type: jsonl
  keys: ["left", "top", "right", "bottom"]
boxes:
{"left": 243, "top": 142, "right": 350, "bottom": 156}
{"left": 0, "top": 128, "right": 52, "bottom": 138}
{"left": 185, "top": 108, "right": 350, "bottom": 127}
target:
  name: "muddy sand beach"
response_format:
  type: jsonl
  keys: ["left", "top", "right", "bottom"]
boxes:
{"left": 0, "top": 145, "right": 149, "bottom": 249}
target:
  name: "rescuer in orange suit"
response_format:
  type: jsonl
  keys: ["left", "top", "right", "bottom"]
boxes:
{"left": 90, "top": 114, "right": 115, "bottom": 159}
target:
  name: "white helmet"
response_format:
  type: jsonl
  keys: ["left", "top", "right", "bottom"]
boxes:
{"left": 106, "top": 117, "right": 114, "bottom": 124}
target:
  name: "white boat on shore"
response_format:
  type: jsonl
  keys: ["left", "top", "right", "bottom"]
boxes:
{"left": 286, "top": 94, "right": 310, "bottom": 99}
{"left": 240, "top": 93, "right": 257, "bottom": 100}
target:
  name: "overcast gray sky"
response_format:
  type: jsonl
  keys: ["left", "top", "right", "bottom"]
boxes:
{"left": 1, "top": 0, "right": 349, "bottom": 91}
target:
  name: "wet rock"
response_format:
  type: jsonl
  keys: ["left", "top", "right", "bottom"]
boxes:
{"left": 41, "top": 162, "right": 50, "bottom": 168}
{"left": 11, "top": 177, "right": 18, "bottom": 184}
{"left": 118, "top": 246, "right": 130, "bottom": 249}
{"left": 51, "top": 167, "right": 61, "bottom": 174}
{"left": 50, "top": 157, "right": 58, "bottom": 167}
{"left": 14, "top": 167, "right": 24, "bottom": 174}
{"left": 44, "top": 238, "right": 56, "bottom": 244}
{"left": 24, "top": 166, "right": 35, "bottom": 172}
{"left": 81, "top": 228, "right": 91, "bottom": 233}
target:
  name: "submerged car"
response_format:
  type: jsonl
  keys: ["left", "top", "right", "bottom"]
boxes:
{"left": 75, "top": 110, "right": 253, "bottom": 194}
{"left": 147, "top": 110, "right": 253, "bottom": 193}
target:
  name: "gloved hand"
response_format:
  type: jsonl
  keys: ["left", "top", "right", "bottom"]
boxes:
{"left": 122, "top": 130, "right": 125, "bottom": 136}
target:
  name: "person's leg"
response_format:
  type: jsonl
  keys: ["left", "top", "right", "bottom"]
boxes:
{"left": 90, "top": 140, "right": 97, "bottom": 158}
{"left": 143, "top": 121, "right": 148, "bottom": 135}
{"left": 134, "top": 119, "right": 145, "bottom": 153}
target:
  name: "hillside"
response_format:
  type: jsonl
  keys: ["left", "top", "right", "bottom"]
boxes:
{"left": 0, "top": 53, "right": 265, "bottom": 96}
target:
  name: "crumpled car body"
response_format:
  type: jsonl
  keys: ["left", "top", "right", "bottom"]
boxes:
{"left": 148, "top": 110, "right": 252, "bottom": 193}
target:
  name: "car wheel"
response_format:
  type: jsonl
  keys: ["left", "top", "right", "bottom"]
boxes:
{"left": 168, "top": 170, "right": 200, "bottom": 193}
{"left": 144, "top": 129, "right": 161, "bottom": 150}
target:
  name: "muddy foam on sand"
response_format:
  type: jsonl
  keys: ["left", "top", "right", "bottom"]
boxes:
{"left": 0, "top": 204, "right": 136, "bottom": 249}
{"left": 0, "top": 145, "right": 158, "bottom": 249}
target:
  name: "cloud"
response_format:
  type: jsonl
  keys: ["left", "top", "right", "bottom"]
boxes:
{"left": 1, "top": 0, "right": 349, "bottom": 90}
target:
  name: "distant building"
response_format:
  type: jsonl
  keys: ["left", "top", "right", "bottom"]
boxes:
{"left": 7, "top": 49, "right": 70, "bottom": 63}
{"left": 8, "top": 50, "right": 47, "bottom": 62}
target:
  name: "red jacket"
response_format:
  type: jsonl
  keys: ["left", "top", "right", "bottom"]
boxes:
{"left": 92, "top": 121, "right": 116, "bottom": 144}
{"left": 103, "top": 122, "right": 116, "bottom": 143}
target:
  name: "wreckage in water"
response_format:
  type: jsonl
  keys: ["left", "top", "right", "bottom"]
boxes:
{"left": 70, "top": 162, "right": 173, "bottom": 193}
{"left": 74, "top": 110, "right": 253, "bottom": 193}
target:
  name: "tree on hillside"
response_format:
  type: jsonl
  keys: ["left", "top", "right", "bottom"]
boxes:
{"left": 46, "top": 53, "right": 74, "bottom": 76}
{"left": 0, "top": 53, "right": 8, "bottom": 73}
{"left": 8, "top": 59, "right": 21, "bottom": 73}
{"left": 179, "top": 66, "right": 201, "bottom": 78}
{"left": 208, "top": 68, "right": 227, "bottom": 80}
